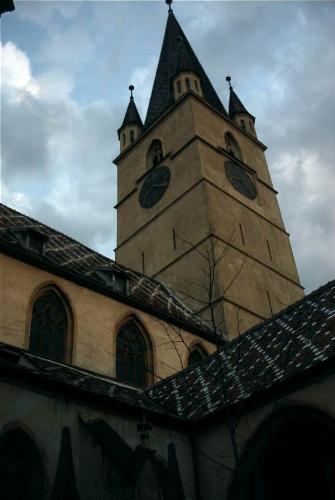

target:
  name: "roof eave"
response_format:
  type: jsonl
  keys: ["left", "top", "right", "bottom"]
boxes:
{"left": 0, "top": 240, "right": 221, "bottom": 344}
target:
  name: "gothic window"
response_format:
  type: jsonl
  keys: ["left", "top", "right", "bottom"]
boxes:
{"left": 29, "top": 288, "right": 72, "bottom": 363}
{"left": 185, "top": 77, "right": 190, "bottom": 90}
{"left": 224, "top": 132, "right": 243, "bottom": 161}
{"left": 147, "top": 139, "right": 163, "bottom": 169}
{"left": 130, "top": 129, "right": 135, "bottom": 143}
{"left": 0, "top": 428, "right": 45, "bottom": 500}
{"left": 116, "top": 319, "right": 152, "bottom": 387}
{"left": 188, "top": 344, "right": 207, "bottom": 367}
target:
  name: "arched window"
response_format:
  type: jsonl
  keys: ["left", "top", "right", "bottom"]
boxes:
{"left": 188, "top": 344, "right": 207, "bottom": 367}
{"left": 240, "top": 119, "right": 246, "bottom": 131}
{"left": 116, "top": 319, "right": 152, "bottom": 387}
{"left": 224, "top": 132, "right": 243, "bottom": 161}
{"left": 185, "top": 77, "right": 190, "bottom": 90}
{"left": 0, "top": 428, "right": 45, "bottom": 500}
{"left": 147, "top": 140, "right": 163, "bottom": 169}
{"left": 29, "top": 288, "right": 72, "bottom": 363}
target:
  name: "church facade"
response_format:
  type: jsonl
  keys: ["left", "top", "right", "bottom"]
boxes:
{"left": 1, "top": 5, "right": 335, "bottom": 500}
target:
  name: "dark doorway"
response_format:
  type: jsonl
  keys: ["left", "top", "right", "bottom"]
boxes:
{"left": 0, "top": 427, "right": 45, "bottom": 499}
{"left": 230, "top": 406, "right": 335, "bottom": 500}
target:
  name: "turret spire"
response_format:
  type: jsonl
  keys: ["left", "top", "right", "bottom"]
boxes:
{"left": 226, "top": 76, "right": 256, "bottom": 135}
{"left": 117, "top": 85, "right": 143, "bottom": 151}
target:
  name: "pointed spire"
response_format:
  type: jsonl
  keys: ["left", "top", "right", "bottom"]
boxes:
{"left": 118, "top": 85, "right": 143, "bottom": 138}
{"left": 226, "top": 76, "right": 253, "bottom": 119}
{"left": 145, "top": 11, "right": 227, "bottom": 128}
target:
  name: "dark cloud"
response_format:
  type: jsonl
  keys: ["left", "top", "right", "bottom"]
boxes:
{"left": 2, "top": 1, "right": 335, "bottom": 294}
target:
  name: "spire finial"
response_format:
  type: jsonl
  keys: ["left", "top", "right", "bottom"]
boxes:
{"left": 129, "top": 84, "right": 134, "bottom": 100}
{"left": 226, "top": 76, "right": 233, "bottom": 90}
{"left": 165, "top": 0, "right": 173, "bottom": 12}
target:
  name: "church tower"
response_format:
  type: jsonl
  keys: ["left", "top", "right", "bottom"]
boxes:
{"left": 114, "top": 6, "right": 304, "bottom": 339}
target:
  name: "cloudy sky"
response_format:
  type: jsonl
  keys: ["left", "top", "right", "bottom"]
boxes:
{"left": 1, "top": 0, "right": 335, "bottom": 294}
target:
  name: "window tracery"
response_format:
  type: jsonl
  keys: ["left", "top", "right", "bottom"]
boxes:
{"left": 224, "top": 132, "right": 243, "bottom": 161}
{"left": 29, "top": 289, "right": 71, "bottom": 362}
{"left": 147, "top": 140, "right": 163, "bottom": 169}
{"left": 116, "top": 319, "right": 152, "bottom": 387}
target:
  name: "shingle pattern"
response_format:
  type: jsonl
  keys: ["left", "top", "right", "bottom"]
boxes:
{"left": 0, "top": 342, "right": 166, "bottom": 416}
{"left": 1, "top": 281, "right": 334, "bottom": 422}
{"left": 144, "top": 11, "right": 227, "bottom": 129}
{"left": 0, "top": 203, "right": 211, "bottom": 336}
{"left": 144, "top": 280, "right": 335, "bottom": 420}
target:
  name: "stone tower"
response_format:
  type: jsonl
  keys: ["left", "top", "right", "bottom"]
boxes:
{"left": 114, "top": 8, "right": 304, "bottom": 339}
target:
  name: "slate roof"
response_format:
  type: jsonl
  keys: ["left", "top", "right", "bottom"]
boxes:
{"left": 0, "top": 342, "right": 165, "bottom": 416}
{"left": 1, "top": 280, "right": 334, "bottom": 424}
{"left": 118, "top": 96, "right": 143, "bottom": 138}
{"left": 0, "top": 203, "right": 212, "bottom": 338}
{"left": 144, "top": 280, "right": 335, "bottom": 420}
{"left": 228, "top": 87, "right": 254, "bottom": 120}
{"left": 144, "top": 10, "right": 227, "bottom": 129}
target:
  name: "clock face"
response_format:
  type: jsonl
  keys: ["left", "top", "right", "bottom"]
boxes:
{"left": 139, "top": 166, "right": 171, "bottom": 208}
{"left": 225, "top": 161, "right": 257, "bottom": 200}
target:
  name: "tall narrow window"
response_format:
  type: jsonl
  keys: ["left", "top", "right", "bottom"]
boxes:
{"left": 172, "top": 228, "right": 177, "bottom": 250}
{"left": 29, "top": 288, "right": 72, "bottom": 362}
{"left": 241, "top": 119, "right": 246, "bottom": 131}
{"left": 177, "top": 80, "right": 181, "bottom": 94}
{"left": 188, "top": 344, "right": 207, "bottom": 367}
{"left": 194, "top": 79, "right": 199, "bottom": 92}
{"left": 266, "top": 240, "right": 273, "bottom": 261}
{"left": 185, "top": 77, "right": 190, "bottom": 90}
{"left": 116, "top": 319, "right": 152, "bottom": 387}
{"left": 267, "top": 290, "right": 274, "bottom": 316}
{"left": 122, "top": 133, "right": 126, "bottom": 146}
{"left": 239, "top": 223, "right": 245, "bottom": 245}
{"left": 147, "top": 139, "right": 163, "bottom": 169}
{"left": 130, "top": 129, "right": 135, "bottom": 143}
{"left": 224, "top": 132, "right": 243, "bottom": 161}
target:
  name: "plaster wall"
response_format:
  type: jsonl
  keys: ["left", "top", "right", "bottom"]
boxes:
{"left": 0, "top": 254, "right": 216, "bottom": 382}
{"left": 0, "top": 382, "right": 196, "bottom": 500}
{"left": 191, "top": 97, "right": 272, "bottom": 187}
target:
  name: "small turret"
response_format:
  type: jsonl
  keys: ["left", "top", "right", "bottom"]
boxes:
{"left": 172, "top": 36, "right": 203, "bottom": 101}
{"left": 118, "top": 85, "right": 143, "bottom": 153}
{"left": 226, "top": 76, "right": 257, "bottom": 137}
